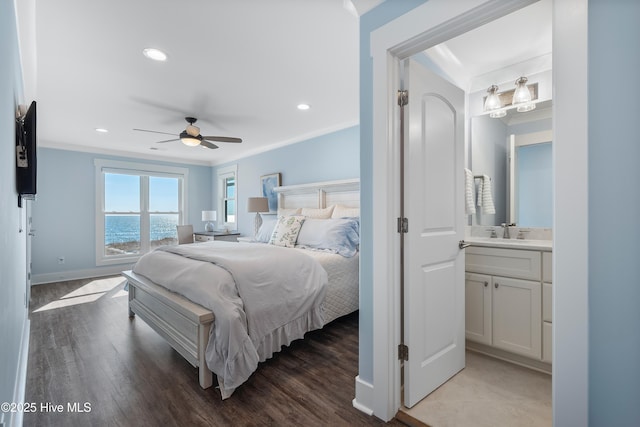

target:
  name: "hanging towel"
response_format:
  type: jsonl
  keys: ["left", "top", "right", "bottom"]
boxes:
{"left": 464, "top": 168, "right": 476, "bottom": 215}
{"left": 478, "top": 174, "right": 496, "bottom": 215}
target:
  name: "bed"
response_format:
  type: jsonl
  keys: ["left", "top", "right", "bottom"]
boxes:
{"left": 122, "top": 179, "right": 360, "bottom": 398}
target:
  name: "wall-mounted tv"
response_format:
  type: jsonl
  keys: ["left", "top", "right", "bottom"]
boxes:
{"left": 16, "top": 100, "right": 37, "bottom": 207}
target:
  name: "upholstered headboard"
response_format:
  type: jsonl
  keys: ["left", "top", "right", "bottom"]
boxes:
{"left": 274, "top": 178, "right": 360, "bottom": 211}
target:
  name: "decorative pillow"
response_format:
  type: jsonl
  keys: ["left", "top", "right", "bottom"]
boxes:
{"left": 277, "top": 207, "right": 301, "bottom": 216}
{"left": 255, "top": 216, "right": 278, "bottom": 243}
{"left": 301, "top": 205, "right": 335, "bottom": 219}
{"left": 331, "top": 204, "right": 360, "bottom": 219}
{"left": 269, "top": 215, "right": 305, "bottom": 248}
{"left": 296, "top": 218, "right": 360, "bottom": 257}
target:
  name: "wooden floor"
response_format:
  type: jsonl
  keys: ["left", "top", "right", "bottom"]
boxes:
{"left": 25, "top": 276, "right": 401, "bottom": 427}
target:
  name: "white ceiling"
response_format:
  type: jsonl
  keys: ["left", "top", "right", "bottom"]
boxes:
{"left": 424, "top": 0, "right": 552, "bottom": 93}
{"left": 34, "top": 0, "right": 360, "bottom": 165}
{"left": 32, "top": 0, "right": 551, "bottom": 167}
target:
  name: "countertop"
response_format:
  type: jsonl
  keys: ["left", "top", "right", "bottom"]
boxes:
{"left": 465, "top": 237, "right": 552, "bottom": 251}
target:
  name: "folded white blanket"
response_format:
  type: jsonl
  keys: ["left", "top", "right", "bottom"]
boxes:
{"left": 132, "top": 241, "right": 327, "bottom": 398}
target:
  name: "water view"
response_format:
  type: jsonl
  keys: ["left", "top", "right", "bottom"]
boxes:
{"left": 105, "top": 214, "right": 178, "bottom": 255}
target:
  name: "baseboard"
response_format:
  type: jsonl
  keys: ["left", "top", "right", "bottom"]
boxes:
{"left": 5, "top": 314, "right": 30, "bottom": 427}
{"left": 352, "top": 375, "right": 374, "bottom": 416}
{"left": 32, "top": 264, "right": 134, "bottom": 285}
{"left": 466, "top": 342, "right": 552, "bottom": 375}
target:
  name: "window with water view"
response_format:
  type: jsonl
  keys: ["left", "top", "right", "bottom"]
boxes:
{"left": 95, "top": 160, "right": 187, "bottom": 265}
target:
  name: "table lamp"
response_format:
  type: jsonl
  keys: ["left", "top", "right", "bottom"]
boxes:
{"left": 247, "top": 197, "right": 269, "bottom": 238}
{"left": 202, "top": 210, "right": 216, "bottom": 232}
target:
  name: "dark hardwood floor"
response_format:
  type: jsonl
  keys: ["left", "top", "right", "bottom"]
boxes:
{"left": 25, "top": 276, "right": 402, "bottom": 427}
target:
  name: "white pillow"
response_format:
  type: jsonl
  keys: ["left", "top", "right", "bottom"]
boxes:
{"left": 331, "top": 204, "right": 360, "bottom": 218}
{"left": 255, "top": 216, "right": 278, "bottom": 243}
{"left": 296, "top": 218, "right": 360, "bottom": 257}
{"left": 269, "top": 215, "right": 305, "bottom": 248}
{"left": 277, "top": 207, "right": 301, "bottom": 216}
{"left": 301, "top": 205, "right": 335, "bottom": 219}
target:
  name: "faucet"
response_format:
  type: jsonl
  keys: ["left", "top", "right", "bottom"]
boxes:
{"left": 486, "top": 228, "right": 497, "bottom": 238}
{"left": 501, "top": 223, "right": 516, "bottom": 239}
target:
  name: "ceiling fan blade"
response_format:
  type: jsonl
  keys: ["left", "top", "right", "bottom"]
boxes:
{"left": 200, "top": 140, "right": 219, "bottom": 150}
{"left": 155, "top": 138, "right": 179, "bottom": 144}
{"left": 133, "top": 128, "right": 178, "bottom": 137}
{"left": 202, "top": 136, "right": 242, "bottom": 143}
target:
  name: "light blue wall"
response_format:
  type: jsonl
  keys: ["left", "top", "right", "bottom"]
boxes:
{"left": 517, "top": 142, "right": 552, "bottom": 227}
{"left": 588, "top": 0, "right": 640, "bottom": 425}
{"left": 359, "top": 0, "right": 427, "bottom": 384}
{"left": 0, "top": 1, "right": 29, "bottom": 425}
{"left": 212, "top": 126, "right": 359, "bottom": 237}
{"left": 31, "top": 148, "right": 212, "bottom": 281}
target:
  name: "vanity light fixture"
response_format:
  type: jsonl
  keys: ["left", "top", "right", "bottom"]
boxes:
{"left": 512, "top": 76, "right": 536, "bottom": 112}
{"left": 95, "top": 128, "right": 109, "bottom": 133}
{"left": 297, "top": 103, "right": 310, "bottom": 111}
{"left": 484, "top": 85, "right": 506, "bottom": 118}
{"left": 142, "top": 48, "right": 168, "bottom": 62}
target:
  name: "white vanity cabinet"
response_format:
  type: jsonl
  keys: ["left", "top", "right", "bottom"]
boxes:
{"left": 465, "top": 246, "right": 551, "bottom": 366}
{"left": 542, "top": 251, "right": 553, "bottom": 363}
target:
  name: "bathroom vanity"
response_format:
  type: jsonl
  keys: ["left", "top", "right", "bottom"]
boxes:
{"left": 465, "top": 237, "right": 552, "bottom": 373}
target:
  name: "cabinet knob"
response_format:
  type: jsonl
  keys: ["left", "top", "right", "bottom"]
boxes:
{"left": 484, "top": 281, "right": 488, "bottom": 287}
{"left": 495, "top": 282, "right": 499, "bottom": 288}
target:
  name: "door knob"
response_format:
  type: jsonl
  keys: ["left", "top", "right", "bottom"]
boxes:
{"left": 459, "top": 240, "right": 470, "bottom": 249}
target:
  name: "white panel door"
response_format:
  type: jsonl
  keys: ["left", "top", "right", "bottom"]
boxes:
{"left": 403, "top": 59, "right": 465, "bottom": 408}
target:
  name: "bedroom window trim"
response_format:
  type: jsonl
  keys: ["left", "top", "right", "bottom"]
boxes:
{"left": 94, "top": 159, "right": 189, "bottom": 266}
{"left": 216, "top": 164, "right": 238, "bottom": 231}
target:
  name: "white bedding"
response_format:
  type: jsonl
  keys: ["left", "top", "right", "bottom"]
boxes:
{"left": 295, "top": 249, "right": 359, "bottom": 323}
{"left": 132, "top": 241, "right": 327, "bottom": 398}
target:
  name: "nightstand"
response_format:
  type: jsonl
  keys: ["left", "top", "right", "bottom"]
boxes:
{"left": 194, "top": 231, "right": 241, "bottom": 243}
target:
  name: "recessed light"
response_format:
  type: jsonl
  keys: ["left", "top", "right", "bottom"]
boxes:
{"left": 95, "top": 128, "right": 109, "bottom": 133}
{"left": 297, "top": 103, "right": 310, "bottom": 111}
{"left": 143, "top": 48, "right": 168, "bottom": 62}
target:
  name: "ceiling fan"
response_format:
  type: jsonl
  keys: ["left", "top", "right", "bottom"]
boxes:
{"left": 133, "top": 117, "right": 242, "bottom": 149}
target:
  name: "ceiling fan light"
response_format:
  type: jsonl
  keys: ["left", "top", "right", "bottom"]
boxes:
{"left": 181, "top": 137, "right": 201, "bottom": 147}
{"left": 179, "top": 131, "right": 201, "bottom": 146}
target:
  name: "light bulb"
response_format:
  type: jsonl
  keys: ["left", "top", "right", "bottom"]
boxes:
{"left": 512, "top": 77, "right": 532, "bottom": 105}
{"left": 484, "top": 85, "right": 502, "bottom": 111}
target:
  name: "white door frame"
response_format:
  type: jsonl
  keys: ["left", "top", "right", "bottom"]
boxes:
{"left": 368, "top": 0, "right": 588, "bottom": 423}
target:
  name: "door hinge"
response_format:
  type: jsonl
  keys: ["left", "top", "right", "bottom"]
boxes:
{"left": 398, "top": 344, "right": 409, "bottom": 361}
{"left": 397, "top": 217, "right": 408, "bottom": 233}
{"left": 397, "top": 90, "right": 408, "bottom": 106}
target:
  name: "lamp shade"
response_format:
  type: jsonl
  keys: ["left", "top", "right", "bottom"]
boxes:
{"left": 247, "top": 197, "right": 269, "bottom": 213}
{"left": 202, "top": 210, "right": 217, "bottom": 221}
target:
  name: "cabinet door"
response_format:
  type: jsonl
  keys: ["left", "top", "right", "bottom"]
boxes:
{"left": 465, "top": 273, "right": 492, "bottom": 345}
{"left": 492, "top": 276, "right": 542, "bottom": 359}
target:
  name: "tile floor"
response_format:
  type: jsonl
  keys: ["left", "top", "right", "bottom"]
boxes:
{"left": 401, "top": 350, "right": 552, "bottom": 427}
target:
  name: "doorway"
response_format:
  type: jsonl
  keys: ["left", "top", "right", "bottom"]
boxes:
{"left": 367, "top": 0, "right": 589, "bottom": 424}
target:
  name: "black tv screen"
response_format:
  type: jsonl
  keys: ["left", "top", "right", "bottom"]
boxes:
{"left": 16, "top": 100, "right": 37, "bottom": 198}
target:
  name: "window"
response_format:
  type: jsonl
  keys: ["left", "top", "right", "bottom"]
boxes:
{"left": 217, "top": 164, "right": 237, "bottom": 230}
{"left": 95, "top": 160, "right": 188, "bottom": 266}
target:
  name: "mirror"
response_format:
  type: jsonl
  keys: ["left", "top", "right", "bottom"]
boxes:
{"left": 469, "top": 100, "right": 552, "bottom": 227}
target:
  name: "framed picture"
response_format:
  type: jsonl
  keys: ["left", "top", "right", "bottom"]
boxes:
{"left": 260, "top": 173, "right": 281, "bottom": 214}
